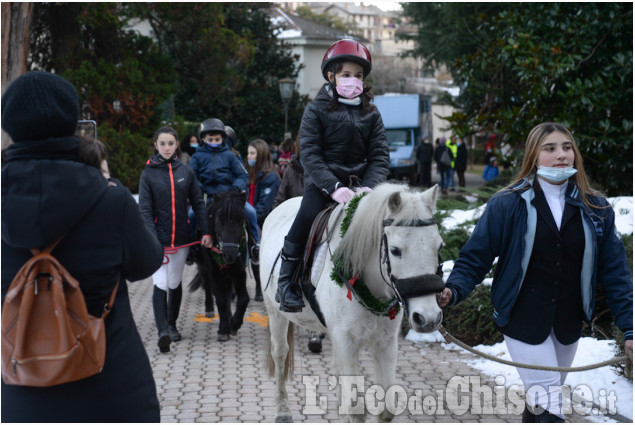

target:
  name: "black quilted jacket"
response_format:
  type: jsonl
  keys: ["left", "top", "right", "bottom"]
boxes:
{"left": 299, "top": 85, "right": 389, "bottom": 196}
{"left": 138, "top": 154, "right": 209, "bottom": 247}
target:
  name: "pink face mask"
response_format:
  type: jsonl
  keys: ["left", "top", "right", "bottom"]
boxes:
{"left": 335, "top": 77, "right": 364, "bottom": 99}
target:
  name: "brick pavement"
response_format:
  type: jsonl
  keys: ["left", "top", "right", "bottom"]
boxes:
{"left": 128, "top": 264, "right": 601, "bottom": 423}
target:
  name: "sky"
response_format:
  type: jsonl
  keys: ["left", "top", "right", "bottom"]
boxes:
{"left": 361, "top": 1, "right": 403, "bottom": 12}
{"left": 407, "top": 195, "right": 634, "bottom": 423}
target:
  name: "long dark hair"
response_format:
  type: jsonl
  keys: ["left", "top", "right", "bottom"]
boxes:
{"left": 324, "top": 60, "right": 375, "bottom": 115}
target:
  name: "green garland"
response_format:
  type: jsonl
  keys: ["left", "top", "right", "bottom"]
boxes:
{"left": 330, "top": 193, "right": 400, "bottom": 319}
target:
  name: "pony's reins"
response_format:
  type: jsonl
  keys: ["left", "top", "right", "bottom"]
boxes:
{"left": 162, "top": 240, "right": 223, "bottom": 264}
{"left": 437, "top": 324, "right": 630, "bottom": 372}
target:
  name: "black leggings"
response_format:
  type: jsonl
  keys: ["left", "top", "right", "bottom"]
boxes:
{"left": 286, "top": 182, "right": 329, "bottom": 245}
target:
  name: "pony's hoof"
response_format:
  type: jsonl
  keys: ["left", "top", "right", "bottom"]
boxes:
{"left": 217, "top": 334, "right": 230, "bottom": 342}
{"left": 275, "top": 415, "right": 293, "bottom": 423}
{"left": 308, "top": 336, "right": 322, "bottom": 353}
{"left": 254, "top": 294, "right": 264, "bottom": 302}
{"left": 230, "top": 328, "right": 238, "bottom": 336}
{"left": 205, "top": 310, "right": 214, "bottom": 318}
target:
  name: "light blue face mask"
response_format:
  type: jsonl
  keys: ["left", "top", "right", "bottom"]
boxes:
{"left": 191, "top": 143, "right": 199, "bottom": 149}
{"left": 536, "top": 165, "right": 577, "bottom": 183}
{"left": 247, "top": 159, "right": 256, "bottom": 167}
{"left": 207, "top": 142, "right": 221, "bottom": 149}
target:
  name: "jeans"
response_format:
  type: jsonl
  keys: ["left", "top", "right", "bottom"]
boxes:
{"left": 244, "top": 202, "right": 259, "bottom": 244}
{"left": 188, "top": 202, "right": 259, "bottom": 244}
{"left": 447, "top": 168, "right": 455, "bottom": 189}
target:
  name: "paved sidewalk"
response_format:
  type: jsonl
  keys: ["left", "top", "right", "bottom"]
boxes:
{"left": 127, "top": 265, "right": 605, "bottom": 423}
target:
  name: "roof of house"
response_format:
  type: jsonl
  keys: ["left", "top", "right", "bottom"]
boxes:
{"left": 271, "top": 8, "right": 362, "bottom": 41}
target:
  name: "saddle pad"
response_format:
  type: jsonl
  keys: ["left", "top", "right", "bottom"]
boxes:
{"left": 310, "top": 241, "right": 328, "bottom": 286}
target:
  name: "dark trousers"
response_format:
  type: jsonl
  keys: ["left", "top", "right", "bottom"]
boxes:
{"left": 419, "top": 161, "right": 432, "bottom": 187}
{"left": 286, "top": 182, "right": 328, "bottom": 246}
{"left": 456, "top": 169, "right": 466, "bottom": 187}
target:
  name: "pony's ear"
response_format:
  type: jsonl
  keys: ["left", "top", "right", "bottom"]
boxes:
{"left": 422, "top": 184, "right": 439, "bottom": 207}
{"left": 387, "top": 191, "right": 403, "bottom": 214}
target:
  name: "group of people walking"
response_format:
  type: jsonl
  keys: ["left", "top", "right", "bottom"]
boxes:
{"left": 1, "top": 38, "right": 631, "bottom": 424}
{"left": 417, "top": 134, "right": 468, "bottom": 193}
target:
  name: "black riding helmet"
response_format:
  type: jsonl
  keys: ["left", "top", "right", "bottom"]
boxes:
{"left": 199, "top": 118, "right": 226, "bottom": 142}
{"left": 224, "top": 125, "right": 237, "bottom": 149}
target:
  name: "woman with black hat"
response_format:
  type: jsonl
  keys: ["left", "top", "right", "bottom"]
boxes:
{"left": 1, "top": 71, "right": 163, "bottom": 422}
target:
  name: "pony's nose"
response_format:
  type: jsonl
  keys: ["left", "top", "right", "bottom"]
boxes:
{"left": 411, "top": 311, "right": 443, "bottom": 333}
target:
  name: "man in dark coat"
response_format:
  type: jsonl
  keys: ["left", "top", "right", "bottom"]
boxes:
{"left": 1, "top": 71, "right": 163, "bottom": 422}
{"left": 455, "top": 138, "right": 468, "bottom": 188}
{"left": 416, "top": 136, "right": 434, "bottom": 188}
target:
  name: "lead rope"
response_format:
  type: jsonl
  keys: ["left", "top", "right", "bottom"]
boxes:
{"left": 437, "top": 325, "right": 630, "bottom": 372}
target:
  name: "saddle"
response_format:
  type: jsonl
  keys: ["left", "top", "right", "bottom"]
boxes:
{"left": 296, "top": 201, "right": 339, "bottom": 327}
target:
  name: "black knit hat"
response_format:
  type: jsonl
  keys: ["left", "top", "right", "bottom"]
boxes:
{"left": 1, "top": 71, "right": 80, "bottom": 142}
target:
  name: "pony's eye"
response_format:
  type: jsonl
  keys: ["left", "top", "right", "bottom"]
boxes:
{"left": 390, "top": 247, "right": 402, "bottom": 257}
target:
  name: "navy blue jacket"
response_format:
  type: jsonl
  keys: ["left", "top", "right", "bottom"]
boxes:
{"left": 249, "top": 170, "right": 281, "bottom": 227}
{"left": 445, "top": 178, "right": 633, "bottom": 340}
{"left": 189, "top": 143, "right": 248, "bottom": 196}
{"left": 138, "top": 154, "right": 209, "bottom": 247}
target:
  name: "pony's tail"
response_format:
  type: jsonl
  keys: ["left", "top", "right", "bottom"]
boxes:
{"left": 188, "top": 270, "right": 203, "bottom": 293}
{"left": 265, "top": 322, "right": 295, "bottom": 381}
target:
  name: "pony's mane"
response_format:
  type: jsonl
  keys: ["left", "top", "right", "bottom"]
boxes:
{"left": 211, "top": 188, "right": 247, "bottom": 225}
{"left": 334, "top": 183, "right": 436, "bottom": 277}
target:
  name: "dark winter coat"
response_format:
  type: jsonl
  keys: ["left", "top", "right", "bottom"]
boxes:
{"left": 138, "top": 153, "right": 209, "bottom": 247}
{"left": 416, "top": 142, "right": 433, "bottom": 164}
{"left": 249, "top": 170, "right": 281, "bottom": 227}
{"left": 454, "top": 143, "right": 468, "bottom": 172}
{"left": 299, "top": 85, "right": 390, "bottom": 197}
{"left": 2, "top": 147, "right": 163, "bottom": 422}
{"left": 189, "top": 143, "right": 248, "bottom": 196}
{"left": 434, "top": 144, "right": 453, "bottom": 172}
{"left": 273, "top": 155, "right": 305, "bottom": 209}
{"left": 445, "top": 178, "right": 633, "bottom": 341}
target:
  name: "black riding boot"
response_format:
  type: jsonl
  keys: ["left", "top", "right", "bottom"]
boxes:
{"left": 533, "top": 406, "right": 564, "bottom": 423}
{"left": 252, "top": 263, "right": 263, "bottom": 302}
{"left": 152, "top": 286, "right": 171, "bottom": 353}
{"left": 522, "top": 404, "right": 535, "bottom": 423}
{"left": 275, "top": 238, "right": 305, "bottom": 312}
{"left": 167, "top": 284, "right": 183, "bottom": 342}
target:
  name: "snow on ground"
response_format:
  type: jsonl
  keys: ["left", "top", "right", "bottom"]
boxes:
{"left": 408, "top": 195, "right": 634, "bottom": 422}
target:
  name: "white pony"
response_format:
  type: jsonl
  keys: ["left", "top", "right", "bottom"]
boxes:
{"left": 261, "top": 183, "right": 444, "bottom": 422}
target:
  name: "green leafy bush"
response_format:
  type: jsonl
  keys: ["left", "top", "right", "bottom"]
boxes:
{"left": 442, "top": 285, "right": 502, "bottom": 346}
{"left": 99, "top": 124, "right": 153, "bottom": 193}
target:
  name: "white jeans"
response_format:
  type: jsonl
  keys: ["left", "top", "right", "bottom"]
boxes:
{"left": 152, "top": 248, "right": 188, "bottom": 291}
{"left": 504, "top": 329, "right": 578, "bottom": 418}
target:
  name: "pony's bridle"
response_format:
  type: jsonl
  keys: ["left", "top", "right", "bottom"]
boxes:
{"left": 379, "top": 217, "right": 445, "bottom": 315}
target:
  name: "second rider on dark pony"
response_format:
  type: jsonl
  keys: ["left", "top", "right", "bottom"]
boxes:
{"left": 276, "top": 39, "right": 390, "bottom": 312}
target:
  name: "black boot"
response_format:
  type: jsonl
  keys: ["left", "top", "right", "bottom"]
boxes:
{"left": 533, "top": 406, "right": 564, "bottom": 423}
{"left": 522, "top": 405, "right": 535, "bottom": 423}
{"left": 152, "top": 286, "right": 171, "bottom": 353}
{"left": 167, "top": 284, "right": 182, "bottom": 342}
{"left": 252, "top": 263, "right": 263, "bottom": 302}
{"left": 275, "top": 238, "right": 305, "bottom": 313}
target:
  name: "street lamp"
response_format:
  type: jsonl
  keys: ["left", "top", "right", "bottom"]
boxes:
{"left": 278, "top": 77, "right": 295, "bottom": 137}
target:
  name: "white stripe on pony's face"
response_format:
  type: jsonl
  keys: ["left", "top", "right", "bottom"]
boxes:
{"left": 383, "top": 224, "right": 443, "bottom": 333}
